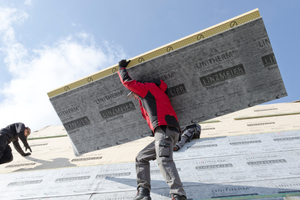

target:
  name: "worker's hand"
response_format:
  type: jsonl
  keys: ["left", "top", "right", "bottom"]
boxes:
{"left": 119, "top": 59, "right": 131, "bottom": 69}
{"left": 23, "top": 153, "right": 31, "bottom": 157}
{"left": 25, "top": 145, "right": 32, "bottom": 152}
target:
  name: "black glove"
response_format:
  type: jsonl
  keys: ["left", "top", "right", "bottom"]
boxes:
{"left": 119, "top": 59, "right": 131, "bottom": 69}
{"left": 23, "top": 153, "right": 31, "bottom": 157}
{"left": 25, "top": 145, "right": 32, "bottom": 152}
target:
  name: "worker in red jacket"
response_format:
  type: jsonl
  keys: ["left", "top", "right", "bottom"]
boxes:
{"left": 118, "top": 59, "right": 187, "bottom": 200}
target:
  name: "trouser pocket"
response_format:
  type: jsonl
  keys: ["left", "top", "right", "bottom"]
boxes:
{"left": 158, "top": 140, "right": 171, "bottom": 157}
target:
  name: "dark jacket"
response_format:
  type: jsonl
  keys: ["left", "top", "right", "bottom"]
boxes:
{"left": 0, "top": 123, "right": 29, "bottom": 156}
{"left": 118, "top": 68, "right": 180, "bottom": 133}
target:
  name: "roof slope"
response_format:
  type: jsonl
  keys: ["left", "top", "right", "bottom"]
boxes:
{"left": 0, "top": 101, "right": 300, "bottom": 200}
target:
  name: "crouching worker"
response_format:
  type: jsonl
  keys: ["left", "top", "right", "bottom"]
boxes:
{"left": 174, "top": 124, "right": 201, "bottom": 151}
{"left": 0, "top": 123, "right": 32, "bottom": 164}
{"left": 118, "top": 59, "right": 187, "bottom": 200}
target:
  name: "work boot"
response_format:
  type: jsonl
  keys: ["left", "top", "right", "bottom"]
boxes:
{"left": 173, "top": 145, "right": 180, "bottom": 151}
{"left": 133, "top": 187, "right": 151, "bottom": 200}
{"left": 171, "top": 194, "right": 187, "bottom": 200}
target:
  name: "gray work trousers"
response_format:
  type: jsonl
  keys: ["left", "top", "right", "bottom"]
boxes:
{"left": 176, "top": 129, "right": 194, "bottom": 149}
{"left": 135, "top": 126, "right": 186, "bottom": 196}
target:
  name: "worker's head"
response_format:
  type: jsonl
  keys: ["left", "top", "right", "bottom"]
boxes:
{"left": 24, "top": 127, "right": 31, "bottom": 138}
{"left": 127, "top": 91, "right": 139, "bottom": 100}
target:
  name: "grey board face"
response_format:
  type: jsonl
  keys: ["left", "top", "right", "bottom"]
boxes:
{"left": 49, "top": 17, "right": 287, "bottom": 155}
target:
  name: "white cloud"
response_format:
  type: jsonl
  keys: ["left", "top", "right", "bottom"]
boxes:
{"left": 24, "top": 0, "right": 32, "bottom": 5}
{"left": 0, "top": 7, "right": 127, "bottom": 131}
{"left": 0, "top": 7, "right": 29, "bottom": 72}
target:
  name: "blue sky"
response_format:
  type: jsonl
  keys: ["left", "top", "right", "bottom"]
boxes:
{"left": 0, "top": 0, "right": 299, "bottom": 131}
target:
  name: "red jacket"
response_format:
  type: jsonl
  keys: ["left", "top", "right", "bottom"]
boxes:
{"left": 118, "top": 68, "right": 180, "bottom": 133}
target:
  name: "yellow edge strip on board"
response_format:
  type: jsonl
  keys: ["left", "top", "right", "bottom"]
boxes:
{"left": 47, "top": 8, "right": 261, "bottom": 98}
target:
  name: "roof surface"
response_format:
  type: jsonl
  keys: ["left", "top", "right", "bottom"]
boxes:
{"left": 0, "top": 101, "right": 300, "bottom": 200}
